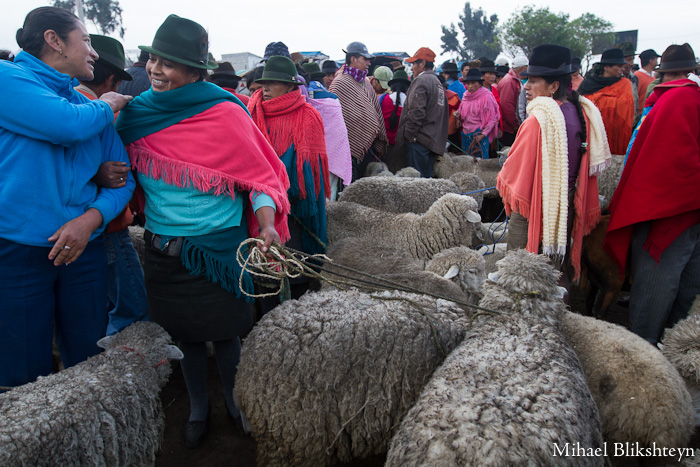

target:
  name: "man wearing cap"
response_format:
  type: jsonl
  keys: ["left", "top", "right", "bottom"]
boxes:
{"left": 370, "top": 66, "right": 393, "bottom": 96}
{"left": 579, "top": 48, "right": 635, "bottom": 155}
{"left": 604, "top": 42, "right": 700, "bottom": 345}
{"left": 329, "top": 41, "right": 388, "bottom": 181}
{"left": 441, "top": 60, "right": 466, "bottom": 98}
{"left": 496, "top": 55, "right": 528, "bottom": 146}
{"left": 396, "top": 47, "right": 449, "bottom": 178}
{"left": 635, "top": 49, "right": 661, "bottom": 110}
{"left": 208, "top": 61, "right": 249, "bottom": 105}
{"left": 74, "top": 35, "right": 148, "bottom": 336}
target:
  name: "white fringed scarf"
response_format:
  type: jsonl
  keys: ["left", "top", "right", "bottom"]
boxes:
{"left": 578, "top": 96, "right": 612, "bottom": 176}
{"left": 526, "top": 96, "right": 569, "bottom": 256}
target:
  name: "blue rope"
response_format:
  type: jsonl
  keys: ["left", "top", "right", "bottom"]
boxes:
{"left": 480, "top": 207, "right": 508, "bottom": 256}
{"left": 461, "top": 186, "right": 496, "bottom": 196}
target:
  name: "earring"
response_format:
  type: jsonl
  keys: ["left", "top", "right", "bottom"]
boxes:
{"left": 59, "top": 48, "right": 63, "bottom": 55}
{"left": 550, "top": 91, "right": 554, "bottom": 97}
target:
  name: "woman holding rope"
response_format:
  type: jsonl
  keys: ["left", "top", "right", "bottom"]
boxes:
{"left": 247, "top": 55, "right": 330, "bottom": 314}
{"left": 496, "top": 44, "right": 611, "bottom": 291}
{"left": 115, "top": 15, "right": 290, "bottom": 447}
{"left": 456, "top": 68, "right": 500, "bottom": 158}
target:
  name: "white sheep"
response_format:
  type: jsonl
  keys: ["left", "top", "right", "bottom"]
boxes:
{"left": 563, "top": 311, "right": 694, "bottom": 451}
{"left": 0, "top": 322, "right": 183, "bottom": 467}
{"left": 478, "top": 242, "right": 508, "bottom": 274}
{"left": 597, "top": 154, "right": 625, "bottom": 211}
{"left": 433, "top": 153, "right": 477, "bottom": 179}
{"left": 129, "top": 225, "right": 145, "bottom": 266}
{"left": 322, "top": 237, "right": 486, "bottom": 305}
{"left": 235, "top": 288, "right": 477, "bottom": 467}
{"left": 326, "top": 193, "right": 481, "bottom": 260}
{"left": 396, "top": 166, "right": 421, "bottom": 177}
{"left": 364, "top": 161, "right": 389, "bottom": 177}
{"left": 386, "top": 251, "right": 604, "bottom": 466}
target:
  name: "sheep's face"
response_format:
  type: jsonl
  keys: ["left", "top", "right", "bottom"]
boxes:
{"left": 490, "top": 250, "right": 561, "bottom": 299}
{"left": 426, "top": 247, "right": 486, "bottom": 295}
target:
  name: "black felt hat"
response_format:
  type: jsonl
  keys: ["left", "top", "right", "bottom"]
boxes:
{"left": 479, "top": 59, "right": 497, "bottom": 73}
{"left": 599, "top": 48, "right": 626, "bottom": 65}
{"left": 571, "top": 57, "right": 581, "bottom": 73}
{"left": 521, "top": 44, "right": 572, "bottom": 77}
{"left": 462, "top": 68, "right": 484, "bottom": 82}
{"left": 138, "top": 15, "right": 218, "bottom": 70}
{"left": 441, "top": 61, "right": 459, "bottom": 73}
{"left": 321, "top": 60, "right": 338, "bottom": 74}
{"left": 210, "top": 61, "right": 242, "bottom": 80}
{"left": 496, "top": 65, "right": 509, "bottom": 77}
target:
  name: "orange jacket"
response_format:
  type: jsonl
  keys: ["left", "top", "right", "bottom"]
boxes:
{"left": 586, "top": 79, "right": 635, "bottom": 155}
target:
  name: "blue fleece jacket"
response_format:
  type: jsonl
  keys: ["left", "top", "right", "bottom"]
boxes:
{"left": 0, "top": 51, "right": 134, "bottom": 247}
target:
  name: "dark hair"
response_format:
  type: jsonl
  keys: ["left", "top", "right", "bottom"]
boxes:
{"left": 16, "top": 7, "right": 80, "bottom": 58}
{"left": 0, "top": 49, "right": 12, "bottom": 61}
{"left": 210, "top": 75, "right": 240, "bottom": 89}
{"left": 461, "top": 62, "right": 469, "bottom": 72}
{"left": 87, "top": 60, "right": 118, "bottom": 86}
{"left": 640, "top": 56, "right": 652, "bottom": 67}
{"left": 247, "top": 65, "right": 264, "bottom": 89}
{"left": 444, "top": 71, "right": 458, "bottom": 80}
{"left": 424, "top": 61, "right": 434, "bottom": 70}
{"left": 388, "top": 80, "right": 409, "bottom": 131}
{"left": 544, "top": 73, "right": 588, "bottom": 155}
{"left": 345, "top": 53, "right": 361, "bottom": 66}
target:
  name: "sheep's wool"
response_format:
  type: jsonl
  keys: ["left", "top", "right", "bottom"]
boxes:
{"left": 235, "top": 288, "right": 475, "bottom": 467}
{"left": 526, "top": 96, "right": 569, "bottom": 257}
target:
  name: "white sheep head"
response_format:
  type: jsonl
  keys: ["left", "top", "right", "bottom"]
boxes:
{"left": 96, "top": 322, "right": 183, "bottom": 387}
{"left": 426, "top": 247, "right": 486, "bottom": 296}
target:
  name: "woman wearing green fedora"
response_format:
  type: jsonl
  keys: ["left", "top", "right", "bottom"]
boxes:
{"left": 115, "top": 15, "right": 291, "bottom": 448}
{"left": 247, "top": 56, "right": 330, "bottom": 313}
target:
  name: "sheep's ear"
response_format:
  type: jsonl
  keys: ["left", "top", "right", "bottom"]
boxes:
{"left": 97, "top": 335, "right": 115, "bottom": 350}
{"left": 466, "top": 210, "right": 481, "bottom": 223}
{"left": 167, "top": 345, "right": 184, "bottom": 360}
{"left": 488, "top": 272, "right": 500, "bottom": 283}
{"left": 555, "top": 286, "right": 568, "bottom": 299}
{"left": 443, "top": 265, "right": 459, "bottom": 279}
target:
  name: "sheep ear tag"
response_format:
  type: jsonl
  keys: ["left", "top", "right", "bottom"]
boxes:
{"left": 167, "top": 345, "right": 184, "bottom": 360}
{"left": 466, "top": 211, "right": 481, "bottom": 223}
{"left": 96, "top": 335, "right": 115, "bottom": 350}
{"left": 443, "top": 265, "right": 460, "bottom": 279}
{"left": 487, "top": 272, "right": 500, "bottom": 283}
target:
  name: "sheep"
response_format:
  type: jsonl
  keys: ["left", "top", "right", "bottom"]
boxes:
{"left": 433, "top": 153, "right": 477, "bottom": 179}
{"left": 234, "top": 288, "right": 478, "bottom": 467}
{"left": 477, "top": 242, "right": 508, "bottom": 274}
{"left": 129, "top": 225, "right": 146, "bottom": 266}
{"left": 472, "top": 220, "right": 508, "bottom": 246}
{"left": 661, "top": 297, "right": 700, "bottom": 427}
{"left": 364, "top": 161, "right": 389, "bottom": 177}
{"left": 386, "top": 250, "right": 604, "bottom": 466}
{"left": 562, "top": 311, "right": 694, "bottom": 452}
{"left": 597, "top": 154, "right": 625, "bottom": 211}
{"left": 322, "top": 237, "right": 486, "bottom": 305}
{"left": 449, "top": 172, "right": 487, "bottom": 209}
{"left": 396, "top": 166, "right": 421, "bottom": 177}
{"left": 326, "top": 194, "right": 481, "bottom": 260}
{"left": 0, "top": 322, "right": 183, "bottom": 467}
{"left": 338, "top": 174, "right": 486, "bottom": 214}
{"left": 472, "top": 157, "right": 503, "bottom": 199}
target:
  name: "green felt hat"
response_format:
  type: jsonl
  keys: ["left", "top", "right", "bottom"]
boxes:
{"left": 388, "top": 69, "right": 410, "bottom": 86}
{"left": 89, "top": 34, "right": 132, "bottom": 81}
{"left": 302, "top": 62, "right": 325, "bottom": 81}
{"left": 256, "top": 56, "right": 304, "bottom": 85}
{"left": 138, "top": 15, "right": 218, "bottom": 70}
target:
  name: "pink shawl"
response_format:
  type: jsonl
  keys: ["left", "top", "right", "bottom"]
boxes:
{"left": 458, "top": 86, "right": 500, "bottom": 143}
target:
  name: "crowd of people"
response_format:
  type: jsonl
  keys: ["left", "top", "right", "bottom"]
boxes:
{"left": 1, "top": 5, "right": 699, "bottom": 449}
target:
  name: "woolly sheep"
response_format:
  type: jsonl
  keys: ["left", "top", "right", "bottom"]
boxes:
{"left": 338, "top": 174, "right": 485, "bottom": 214}
{"left": 235, "top": 288, "right": 477, "bottom": 467}
{"left": 322, "top": 237, "right": 486, "bottom": 305}
{"left": 473, "top": 157, "right": 503, "bottom": 199}
{"left": 562, "top": 312, "right": 694, "bottom": 451}
{"left": 597, "top": 154, "right": 625, "bottom": 211}
{"left": 364, "top": 161, "right": 389, "bottom": 177}
{"left": 433, "top": 153, "right": 477, "bottom": 179}
{"left": 129, "top": 225, "right": 145, "bottom": 266}
{"left": 0, "top": 322, "right": 183, "bottom": 467}
{"left": 396, "top": 166, "right": 421, "bottom": 177}
{"left": 326, "top": 194, "right": 481, "bottom": 259}
{"left": 473, "top": 220, "right": 508, "bottom": 246}
{"left": 386, "top": 251, "right": 604, "bottom": 466}
{"left": 477, "top": 242, "right": 508, "bottom": 274}
{"left": 448, "top": 172, "right": 487, "bottom": 209}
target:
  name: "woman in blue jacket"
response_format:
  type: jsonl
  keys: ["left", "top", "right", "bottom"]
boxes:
{"left": 0, "top": 7, "right": 133, "bottom": 388}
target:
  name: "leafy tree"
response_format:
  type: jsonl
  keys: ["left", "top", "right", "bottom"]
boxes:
{"left": 53, "top": 0, "right": 125, "bottom": 38}
{"left": 441, "top": 2, "right": 501, "bottom": 61}
{"left": 502, "top": 5, "right": 613, "bottom": 69}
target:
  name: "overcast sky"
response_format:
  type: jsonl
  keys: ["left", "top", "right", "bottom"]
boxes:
{"left": 2, "top": 0, "right": 699, "bottom": 68}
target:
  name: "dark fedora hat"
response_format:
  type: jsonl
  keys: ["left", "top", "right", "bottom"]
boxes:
{"left": 210, "top": 61, "right": 241, "bottom": 81}
{"left": 89, "top": 34, "right": 132, "bottom": 81}
{"left": 463, "top": 68, "right": 484, "bottom": 82}
{"left": 321, "top": 60, "right": 338, "bottom": 74}
{"left": 599, "top": 48, "right": 625, "bottom": 66}
{"left": 656, "top": 43, "right": 698, "bottom": 73}
{"left": 479, "top": 59, "right": 497, "bottom": 73}
{"left": 496, "top": 65, "right": 509, "bottom": 77}
{"left": 302, "top": 62, "right": 325, "bottom": 81}
{"left": 256, "top": 55, "right": 304, "bottom": 85}
{"left": 571, "top": 57, "right": 581, "bottom": 73}
{"left": 441, "top": 61, "right": 459, "bottom": 73}
{"left": 521, "top": 44, "right": 572, "bottom": 76}
{"left": 388, "top": 69, "right": 410, "bottom": 86}
{"left": 139, "top": 15, "right": 218, "bottom": 70}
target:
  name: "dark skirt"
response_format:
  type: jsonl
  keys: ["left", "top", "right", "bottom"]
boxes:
{"left": 143, "top": 232, "right": 254, "bottom": 343}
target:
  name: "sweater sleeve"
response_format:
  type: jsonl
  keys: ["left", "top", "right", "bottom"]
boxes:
{"left": 0, "top": 68, "right": 114, "bottom": 147}
{"left": 86, "top": 125, "right": 135, "bottom": 228}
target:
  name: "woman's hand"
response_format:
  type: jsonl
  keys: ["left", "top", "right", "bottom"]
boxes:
{"left": 100, "top": 92, "right": 133, "bottom": 113}
{"left": 94, "top": 161, "right": 130, "bottom": 188}
{"left": 476, "top": 134, "right": 486, "bottom": 142}
{"left": 48, "top": 208, "right": 103, "bottom": 266}
{"left": 254, "top": 206, "right": 281, "bottom": 260}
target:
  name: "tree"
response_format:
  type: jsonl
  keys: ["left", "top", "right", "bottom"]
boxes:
{"left": 501, "top": 6, "right": 613, "bottom": 68}
{"left": 441, "top": 2, "right": 501, "bottom": 61}
{"left": 53, "top": 0, "right": 125, "bottom": 38}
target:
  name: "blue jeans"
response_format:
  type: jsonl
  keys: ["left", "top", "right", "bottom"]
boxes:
{"left": 0, "top": 237, "right": 108, "bottom": 387}
{"left": 405, "top": 140, "right": 434, "bottom": 178}
{"left": 104, "top": 229, "right": 149, "bottom": 336}
{"left": 629, "top": 222, "right": 700, "bottom": 344}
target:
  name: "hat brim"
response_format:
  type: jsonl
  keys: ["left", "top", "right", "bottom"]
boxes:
{"left": 388, "top": 77, "right": 410, "bottom": 86}
{"left": 255, "top": 73, "right": 304, "bottom": 85}
{"left": 599, "top": 59, "right": 626, "bottom": 66}
{"left": 210, "top": 71, "right": 242, "bottom": 80}
{"left": 309, "top": 72, "right": 326, "bottom": 80}
{"left": 138, "top": 45, "right": 218, "bottom": 70}
{"left": 102, "top": 61, "right": 133, "bottom": 81}
{"left": 342, "top": 49, "right": 374, "bottom": 59}
{"left": 479, "top": 67, "right": 497, "bottom": 73}
{"left": 653, "top": 65, "right": 699, "bottom": 73}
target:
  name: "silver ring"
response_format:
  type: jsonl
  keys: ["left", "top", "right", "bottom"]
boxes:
{"left": 63, "top": 245, "right": 71, "bottom": 250}
{"left": 120, "top": 177, "right": 124, "bottom": 182}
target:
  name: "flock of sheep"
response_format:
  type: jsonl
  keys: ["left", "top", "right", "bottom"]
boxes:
{"left": 1, "top": 152, "right": 699, "bottom": 466}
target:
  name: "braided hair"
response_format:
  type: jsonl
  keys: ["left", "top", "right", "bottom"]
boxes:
{"left": 388, "top": 80, "right": 409, "bottom": 131}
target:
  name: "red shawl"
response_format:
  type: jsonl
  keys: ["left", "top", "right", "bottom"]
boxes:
{"left": 604, "top": 80, "right": 700, "bottom": 277}
{"left": 126, "top": 101, "right": 291, "bottom": 242}
{"left": 248, "top": 88, "right": 330, "bottom": 200}
{"left": 497, "top": 109, "right": 601, "bottom": 280}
